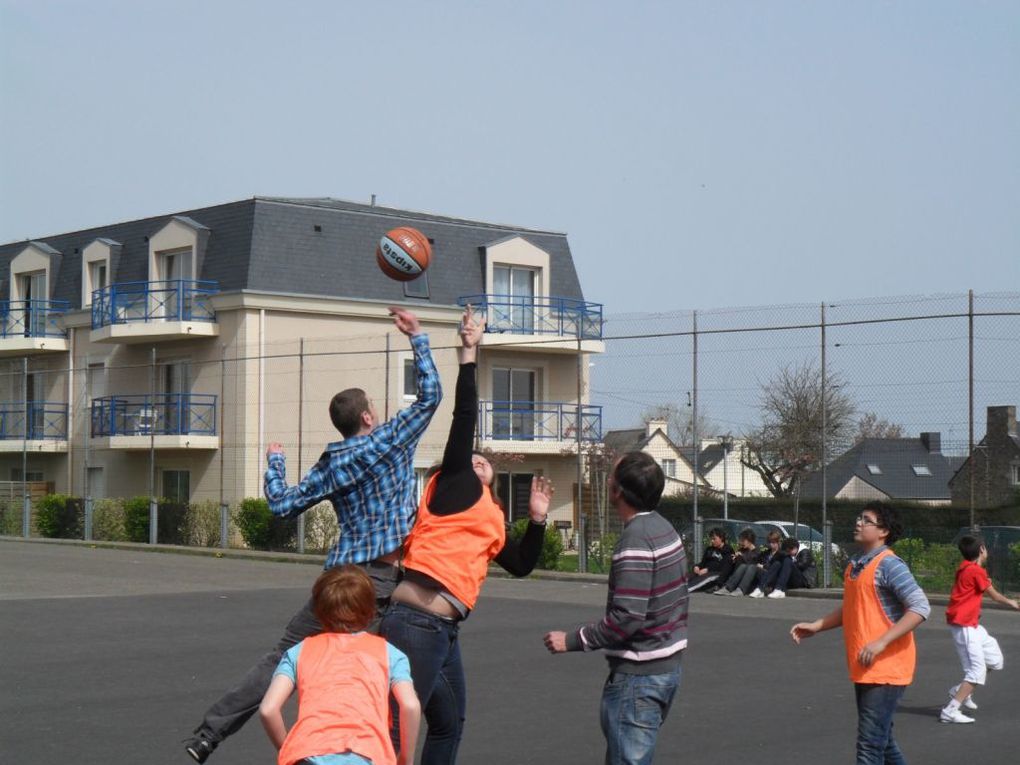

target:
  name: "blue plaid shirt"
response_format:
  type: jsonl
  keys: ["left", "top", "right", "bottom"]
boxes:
{"left": 264, "top": 333, "right": 441, "bottom": 567}
{"left": 848, "top": 545, "right": 931, "bottom": 624}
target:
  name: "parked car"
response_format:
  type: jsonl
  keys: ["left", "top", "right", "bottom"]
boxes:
{"left": 693, "top": 518, "right": 777, "bottom": 550}
{"left": 759, "top": 520, "right": 843, "bottom": 560}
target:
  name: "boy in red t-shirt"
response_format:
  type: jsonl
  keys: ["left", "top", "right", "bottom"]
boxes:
{"left": 940, "top": 535, "right": 1019, "bottom": 723}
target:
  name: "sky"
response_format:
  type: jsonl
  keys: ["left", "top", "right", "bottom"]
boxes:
{"left": 1, "top": 1, "right": 1018, "bottom": 315}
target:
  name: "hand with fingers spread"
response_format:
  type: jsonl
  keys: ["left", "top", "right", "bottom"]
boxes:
{"left": 388, "top": 306, "right": 422, "bottom": 337}
{"left": 458, "top": 304, "right": 485, "bottom": 363}
{"left": 790, "top": 620, "right": 822, "bottom": 644}
{"left": 528, "top": 475, "right": 554, "bottom": 524}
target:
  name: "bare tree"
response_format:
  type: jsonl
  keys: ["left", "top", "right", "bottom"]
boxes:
{"left": 742, "top": 362, "right": 856, "bottom": 497}
{"left": 854, "top": 412, "right": 905, "bottom": 443}
{"left": 640, "top": 402, "right": 715, "bottom": 445}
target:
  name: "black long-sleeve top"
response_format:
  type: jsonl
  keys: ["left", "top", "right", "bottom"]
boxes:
{"left": 415, "top": 362, "right": 544, "bottom": 582}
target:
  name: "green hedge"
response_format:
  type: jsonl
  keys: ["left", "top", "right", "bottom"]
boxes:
{"left": 234, "top": 497, "right": 298, "bottom": 551}
{"left": 509, "top": 518, "right": 564, "bottom": 571}
{"left": 36, "top": 494, "right": 82, "bottom": 539}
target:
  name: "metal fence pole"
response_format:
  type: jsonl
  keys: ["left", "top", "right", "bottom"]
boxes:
{"left": 823, "top": 520, "right": 833, "bottom": 588}
{"left": 692, "top": 310, "right": 699, "bottom": 525}
{"left": 820, "top": 303, "right": 830, "bottom": 587}
{"left": 219, "top": 345, "right": 229, "bottom": 550}
{"left": 296, "top": 338, "right": 305, "bottom": 555}
{"left": 968, "top": 289, "right": 975, "bottom": 529}
{"left": 21, "top": 357, "right": 29, "bottom": 538}
{"left": 149, "top": 347, "right": 157, "bottom": 545}
{"left": 577, "top": 333, "right": 587, "bottom": 573}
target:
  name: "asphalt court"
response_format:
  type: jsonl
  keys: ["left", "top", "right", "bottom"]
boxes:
{"left": 2, "top": 540, "right": 1019, "bottom": 764}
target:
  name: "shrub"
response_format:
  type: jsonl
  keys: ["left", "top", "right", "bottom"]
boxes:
{"left": 123, "top": 496, "right": 152, "bottom": 543}
{"left": 0, "top": 499, "right": 21, "bottom": 536}
{"left": 36, "top": 494, "right": 82, "bottom": 539}
{"left": 303, "top": 503, "right": 339, "bottom": 554}
{"left": 234, "top": 497, "right": 297, "bottom": 551}
{"left": 586, "top": 532, "right": 619, "bottom": 574}
{"left": 509, "top": 518, "right": 563, "bottom": 571}
{"left": 187, "top": 501, "right": 223, "bottom": 547}
{"left": 91, "top": 499, "right": 127, "bottom": 542}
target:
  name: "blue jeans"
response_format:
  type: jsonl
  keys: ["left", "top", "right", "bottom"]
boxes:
{"left": 600, "top": 665, "right": 681, "bottom": 765}
{"left": 854, "top": 683, "right": 907, "bottom": 765}
{"left": 379, "top": 603, "right": 465, "bottom": 765}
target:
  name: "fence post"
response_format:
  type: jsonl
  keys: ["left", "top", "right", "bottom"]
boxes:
{"left": 823, "top": 520, "right": 834, "bottom": 588}
{"left": 296, "top": 338, "right": 305, "bottom": 555}
{"left": 576, "top": 333, "right": 587, "bottom": 573}
{"left": 21, "top": 356, "right": 30, "bottom": 538}
{"left": 219, "top": 345, "right": 227, "bottom": 549}
{"left": 84, "top": 497, "right": 93, "bottom": 541}
{"left": 693, "top": 516, "right": 704, "bottom": 563}
{"left": 149, "top": 347, "right": 157, "bottom": 545}
{"left": 691, "top": 310, "right": 699, "bottom": 528}
{"left": 968, "top": 289, "right": 975, "bottom": 529}
{"left": 220, "top": 503, "right": 230, "bottom": 550}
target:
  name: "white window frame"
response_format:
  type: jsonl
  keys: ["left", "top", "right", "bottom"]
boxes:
{"left": 399, "top": 352, "right": 418, "bottom": 402}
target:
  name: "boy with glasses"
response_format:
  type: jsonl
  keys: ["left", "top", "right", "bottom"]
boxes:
{"left": 790, "top": 501, "right": 930, "bottom": 765}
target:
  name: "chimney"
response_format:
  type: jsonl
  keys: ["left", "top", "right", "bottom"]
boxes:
{"left": 646, "top": 418, "right": 668, "bottom": 438}
{"left": 987, "top": 406, "right": 1018, "bottom": 439}
{"left": 920, "top": 432, "right": 941, "bottom": 454}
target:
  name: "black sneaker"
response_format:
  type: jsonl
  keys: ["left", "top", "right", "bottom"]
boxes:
{"left": 184, "top": 736, "right": 216, "bottom": 763}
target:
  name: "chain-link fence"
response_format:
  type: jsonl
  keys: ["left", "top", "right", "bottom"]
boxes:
{"left": 1, "top": 291, "right": 1018, "bottom": 592}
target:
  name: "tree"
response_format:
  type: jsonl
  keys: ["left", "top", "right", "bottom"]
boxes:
{"left": 854, "top": 412, "right": 905, "bottom": 443}
{"left": 742, "top": 362, "right": 856, "bottom": 497}
{"left": 640, "top": 402, "right": 715, "bottom": 445}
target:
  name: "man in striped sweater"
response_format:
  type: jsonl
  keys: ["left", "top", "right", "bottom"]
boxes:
{"left": 544, "top": 451, "right": 688, "bottom": 765}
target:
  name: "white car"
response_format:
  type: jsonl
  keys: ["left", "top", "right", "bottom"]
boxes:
{"left": 759, "top": 520, "right": 843, "bottom": 562}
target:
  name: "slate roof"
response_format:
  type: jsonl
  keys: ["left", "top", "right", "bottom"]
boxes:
{"left": 0, "top": 197, "right": 587, "bottom": 309}
{"left": 603, "top": 428, "right": 653, "bottom": 454}
{"left": 800, "top": 437, "right": 956, "bottom": 501}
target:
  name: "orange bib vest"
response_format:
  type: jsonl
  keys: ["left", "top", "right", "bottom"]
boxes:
{"left": 402, "top": 473, "right": 507, "bottom": 609}
{"left": 277, "top": 632, "right": 395, "bottom": 765}
{"left": 842, "top": 549, "right": 916, "bottom": 685}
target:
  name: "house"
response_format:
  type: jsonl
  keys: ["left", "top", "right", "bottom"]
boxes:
{"left": 603, "top": 419, "right": 708, "bottom": 496}
{"left": 949, "top": 406, "right": 1020, "bottom": 508}
{"left": 682, "top": 437, "right": 771, "bottom": 498}
{"left": 799, "top": 432, "right": 959, "bottom": 505}
{"left": 0, "top": 197, "right": 604, "bottom": 528}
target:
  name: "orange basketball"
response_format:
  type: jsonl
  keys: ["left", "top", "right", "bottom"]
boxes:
{"left": 376, "top": 227, "right": 432, "bottom": 282}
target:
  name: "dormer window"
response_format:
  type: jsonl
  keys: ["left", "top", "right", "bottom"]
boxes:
{"left": 157, "top": 247, "right": 194, "bottom": 282}
{"left": 911, "top": 465, "right": 932, "bottom": 477}
{"left": 82, "top": 238, "right": 120, "bottom": 307}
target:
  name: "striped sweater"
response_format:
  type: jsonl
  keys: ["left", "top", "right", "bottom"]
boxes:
{"left": 566, "top": 511, "right": 689, "bottom": 674}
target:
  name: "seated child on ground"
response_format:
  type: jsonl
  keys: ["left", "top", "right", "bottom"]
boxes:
{"left": 716, "top": 528, "right": 761, "bottom": 596}
{"left": 688, "top": 527, "right": 735, "bottom": 593}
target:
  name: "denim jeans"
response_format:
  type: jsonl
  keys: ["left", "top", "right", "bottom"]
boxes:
{"left": 600, "top": 665, "right": 681, "bottom": 765}
{"left": 723, "top": 563, "right": 759, "bottom": 593}
{"left": 854, "top": 683, "right": 907, "bottom": 765}
{"left": 379, "top": 602, "right": 465, "bottom": 765}
{"left": 193, "top": 562, "right": 397, "bottom": 744}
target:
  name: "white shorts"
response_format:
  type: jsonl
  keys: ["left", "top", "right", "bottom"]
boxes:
{"left": 950, "top": 624, "right": 1004, "bottom": 685}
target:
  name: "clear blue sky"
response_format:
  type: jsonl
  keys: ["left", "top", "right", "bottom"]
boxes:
{"left": 2, "top": 1, "right": 1017, "bottom": 313}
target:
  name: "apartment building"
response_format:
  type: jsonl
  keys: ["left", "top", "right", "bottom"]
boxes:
{"left": 0, "top": 197, "right": 604, "bottom": 527}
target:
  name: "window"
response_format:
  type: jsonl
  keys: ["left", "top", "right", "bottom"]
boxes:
{"left": 414, "top": 468, "right": 429, "bottom": 501}
{"left": 162, "top": 470, "right": 191, "bottom": 504}
{"left": 90, "top": 261, "right": 107, "bottom": 293}
{"left": 1012, "top": 464, "right": 1020, "bottom": 486}
{"left": 88, "top": 362, "right": 106, "bottom": 398}
{"left": 402, "top": 357, "right": 417, "bottom": 400}
{"left": 662, "top": 459, "right": 677, "bottom": 478}
{"left": 492, "top": 264, "right": 537, "bottom": 332}
{"left": 866, "top": 464, "right": 882, "bottom": 475}
{"left": 491, "top": 367, "right": 537, "bottom": 439}
{"left": 11, "top": 468, "right": 44, "bottom": 482}
{"left": 911, "top": 465, "right": 932, "bottom": 477}
{"left": 496, "top": 471, "right": 534, "bottom": 523}
{"left": 403, "top": 272, "right": 430, "bottom": 299}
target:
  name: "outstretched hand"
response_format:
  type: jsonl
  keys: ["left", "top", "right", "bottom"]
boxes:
{"left": 790, "top": 621, "right": 820, "bottom": 645}
{"left": 528, "top": 475, "right": 554, "bottom": 523}
{"left": 459, "top": 304, "right": 485, "bottom": 349}
{"left": 389, "top": 306, "right": 422, "bottom": 337}
{"left": 266, "top": 442, "right": 284, "bottom": 460}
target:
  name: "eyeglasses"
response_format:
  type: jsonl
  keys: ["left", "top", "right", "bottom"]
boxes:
{"left": 855, "top": 515, "right": 881, "bottom": 527}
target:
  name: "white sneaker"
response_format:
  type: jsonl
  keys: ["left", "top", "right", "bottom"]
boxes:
{"left": 767, "top": 590, "right": 786, "bottom": 599}
{"left": 714, "top": 588, "right": 729, "bottom": 596}
{"left": 949, "top": 686, "right": 978, "bottom": 710}
{"left": 748, "top": 588, "right": 764, "bottom": 598}
{"left": 940, "top": 707, "right": 975, "bottom": 724}
{"left": 729, "top": 589, "right": 744, "bottom": 597}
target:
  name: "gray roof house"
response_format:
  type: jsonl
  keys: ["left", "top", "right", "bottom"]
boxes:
{"left": 949, "top": 406, "right": 1020, "bottom": 508}
{"left": 800, "top": 432, "right": 960, "bottom": 505}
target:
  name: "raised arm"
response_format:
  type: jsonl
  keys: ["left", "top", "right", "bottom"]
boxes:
{"left": 375, "top": 307, "right": 442, "bottom": 445}
{"left": 264, "top": 444, "right": 350, "bottom": 518}
{"left": 494, "top": 476, "right": 553, "bottom": 576}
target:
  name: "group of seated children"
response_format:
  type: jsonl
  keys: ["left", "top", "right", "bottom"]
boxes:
{"left": 689, "top": 527, "right": 817, "bottom": 598}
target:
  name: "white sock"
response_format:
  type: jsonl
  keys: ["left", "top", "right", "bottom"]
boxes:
{"left": 945, "top": 698, "right": 961, "bottom": 712}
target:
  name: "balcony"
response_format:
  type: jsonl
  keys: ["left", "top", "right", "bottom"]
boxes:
{"left": 476, "top": 400, "right": 602, "bottom": 454}
{"left": 0, "top": 300, "right": 70, "bottom": 356}
{"left": 457, "top": 295, "right": 604, "bottom": 353}
{"left": 90, "top": 393, "right": 219, "bottom": 449}
{"left": 90, "top": 280, "right": 219, "bottom": 343}
{"left": 0, "top": 402, "right": 69, "bottom": 452}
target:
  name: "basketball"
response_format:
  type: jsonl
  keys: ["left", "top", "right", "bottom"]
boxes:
{"left": 376, "top": 227, "right": 432, "bottom": 282}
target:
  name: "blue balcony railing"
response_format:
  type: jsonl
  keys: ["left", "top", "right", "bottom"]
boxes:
{"left": 0, "top": 402, "right": 69, "bottom": 440}
{"left": 457, "top": 295, "right": 603, "bottom": 339}
{"left": 0, "top": 300, "right": 69, "bottom": 339}
{"left": 91, "top": 394, "right": 217, "bottom": 437}
{"left": 478, "top": 400, "right": 602, "bottom": 442}
{"left": 91, "top": 280, "right": 218, "bottom": 329}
